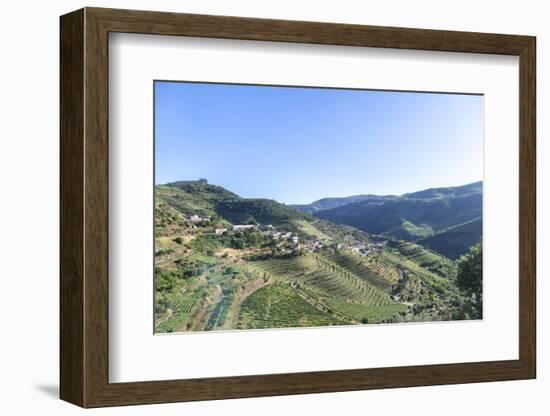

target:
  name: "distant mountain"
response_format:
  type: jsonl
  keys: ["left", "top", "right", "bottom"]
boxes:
{"left": 291, "top": 194, "right": 397, "bottom": 215}
{"left": 313, "top": 181, "right": 482, "bottom": 257}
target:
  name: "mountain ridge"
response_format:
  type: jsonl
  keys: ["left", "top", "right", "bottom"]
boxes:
{"left": 159, "top": 179, "right": 482, "bottom": 259}
{"left": 292, "top": 181, "right": 482, "bottom": 213}
{"left": 307, "top": 181, "right": 482, "bottom": 258}
{"left": 290, "top": 194, "right": 398, "bottom": 214}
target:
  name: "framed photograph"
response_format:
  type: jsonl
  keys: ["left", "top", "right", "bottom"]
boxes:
{"left": 60, "top": 7, "right": 536, "bottom": 407}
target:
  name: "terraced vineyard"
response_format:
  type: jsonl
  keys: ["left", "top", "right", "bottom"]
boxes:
{"left": 156, "top": 292, "right": 203, "bottom": 333}
{"left": 154, "top": 180, "right": 474, "bottom": 333}
{"left": 243, "top": 253, "right": 403, "bottom": 324}
{"left": 169, "top": 292, "right": 200, "bottom": 313}
{"left": 322, "top": 250, "right": 399, "bottom": 289}
{"left": 238, "top": 284, "right": 343, "bottom": 329}
{"left": 248, "top": 255, "right": 392, "bottom": 304}
{"left": 312, "top": 255, "right": 392, "bottom": 305}
{"left": 326, "top": 299, "right": 407, "bottom": 323}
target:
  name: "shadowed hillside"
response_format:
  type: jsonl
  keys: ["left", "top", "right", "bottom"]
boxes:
{"left": 306, "top": 182, "right": 482, "bottom": 258}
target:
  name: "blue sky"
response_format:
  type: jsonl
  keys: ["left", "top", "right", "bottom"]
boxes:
{"left": 155, "top": 81, "right": 483, "bottom": 204}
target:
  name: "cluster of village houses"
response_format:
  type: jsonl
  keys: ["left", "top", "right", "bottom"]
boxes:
{"left": 214, "top": 223, "right": 306, "bottom": 247}
{"left": 186, "top": 212, "right": 389, "bottom": 256}
{"left": 337, "top": 240, "right": 388, "bottom": 258}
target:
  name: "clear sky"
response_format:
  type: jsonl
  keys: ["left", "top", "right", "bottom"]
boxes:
{"left": 155, "top": 81, "right": 483, "bottom": 204}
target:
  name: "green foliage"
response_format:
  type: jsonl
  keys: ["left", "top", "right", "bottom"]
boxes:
{"left": 223, "top": 266, "right": 235, "bottom": 275}
{"left": 189, "top": 229, "right": 267, "bottom": 253}
{"left": 155, "top": 269, "right": 181, "bottom": 293}
{"left": 456, "top": 242, "right": 482, "bottom": 318}
{"left": 155, "top": 248, "right": 174, "bottom": 256}
{"left": 167, "top": 179, "right": 239, "bottom": 199}
{"left": 244, "top": 252, "right": 272, "bottom": 261}
{"left": 173, "top": 236, "right": 183, "bottom": 245}
{"left": 189, "top": 234, "right": 222, "bottom": 253}
{"left": 228, "top": 230, "right": 267, "bottom": 250}
{"left": 155, "top": 180, "right": 238, "bottom": 222}
{"left": 155, "top": 296, "right": 169, "bottom": 315}
{"left": 215, "top": 198, "right": 311, "bottom": 228}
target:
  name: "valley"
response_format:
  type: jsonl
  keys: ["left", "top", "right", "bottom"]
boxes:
{"left": 295, "top": 181, "right": 483, "bottom": 259}
{"left": 154, "top": 179, "right": 481, "bottom": 333}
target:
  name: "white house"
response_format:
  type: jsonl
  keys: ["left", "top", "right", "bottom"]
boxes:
{"left": 215, "top": 228, "right": 227, "bottom": 235}
{"left": 190, "top": 214, "right": 202, "bottom": 223}
{"left": 233, "top": 224, "right": 255, "bottom": 231}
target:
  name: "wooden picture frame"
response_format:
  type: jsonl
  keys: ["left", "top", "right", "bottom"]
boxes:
{"left": 60, "top": 7, "right": 536, "bottom": 408}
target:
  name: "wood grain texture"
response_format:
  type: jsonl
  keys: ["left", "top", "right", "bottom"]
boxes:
{"left": 518, "top": 38, "right": 537, "bottom": 376}
{"left": 59, "top": 8, "right": 85, "bottom": 407}
{"left": 59, "top": 7, "right": 537, "bottom": 408}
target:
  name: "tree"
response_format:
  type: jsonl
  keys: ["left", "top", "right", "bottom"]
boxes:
{"left": 456, "top": 242, "right": 482, "bottom": 319}
{"left": 246, "top": 215, "right": 258, "bottom": 225}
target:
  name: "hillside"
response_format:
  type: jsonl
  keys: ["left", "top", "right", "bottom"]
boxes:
{"left": 215, "top": 198, "right": 311, "bottom": 229}
{"left": 418, "top": 217, "right": 482, "bottom": 259}
{"left": 154, "top": 179, "right": 470, "bottom": 333}
{"left": 156, "top": 179, "right": 239, "bottom": 219}
{"left": 314, "top": 181, "right": 482, "bottom": 257}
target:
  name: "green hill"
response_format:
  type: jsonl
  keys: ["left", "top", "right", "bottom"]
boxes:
{"left": 154, "top": 179, "right": 472, "bottom": 333}
{"left": 418, "top": 217, "right": 482, "bottom": 259}
{"left": 156, "top": 179, "right": 238, "bottom": 219}
{"left": 215, "top": 198, "right": 312, "bottom": 228}
{"left": 156, "top": 180, "right": 370, "bottom": 245}
{"left": 314, "top": 182, "right": 482, "bottom": 255}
